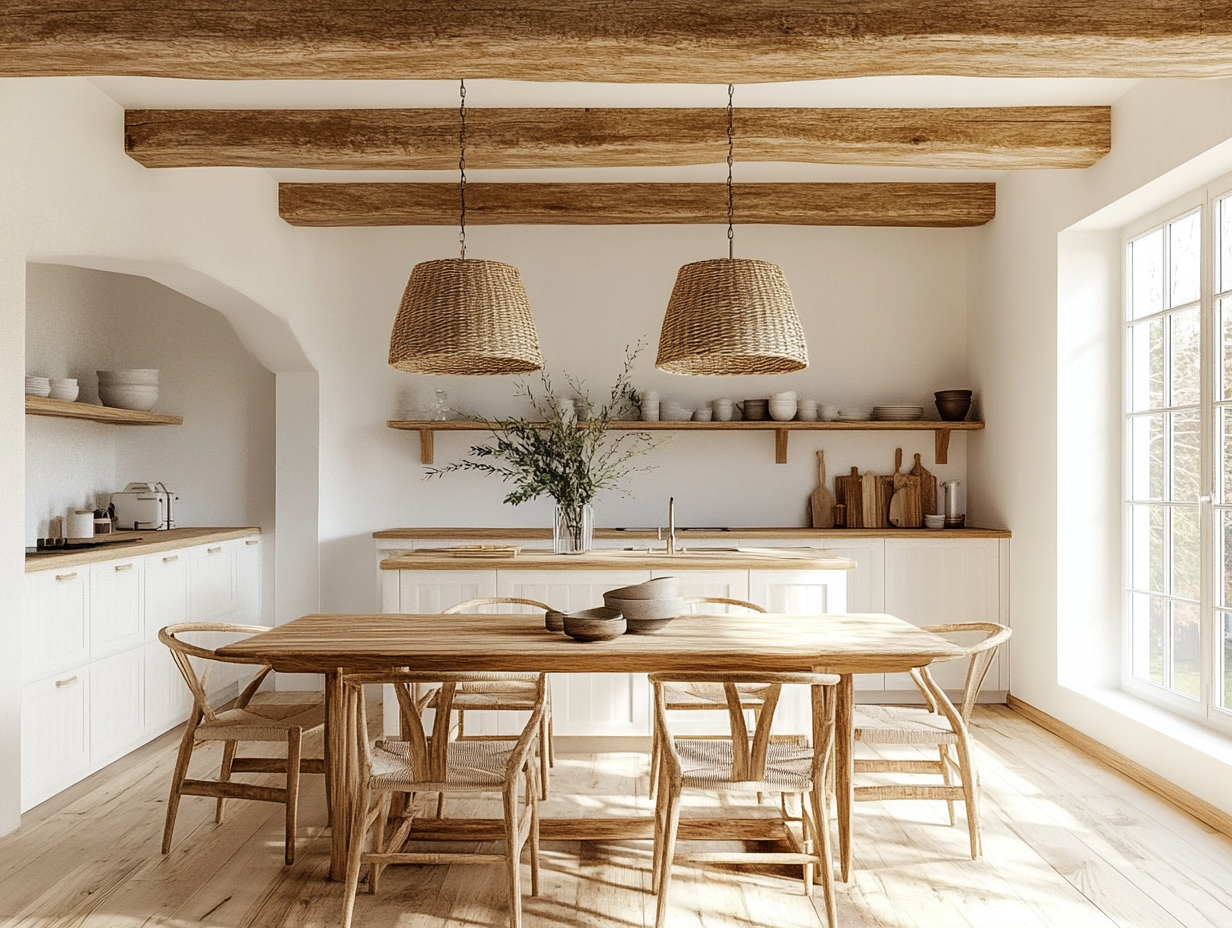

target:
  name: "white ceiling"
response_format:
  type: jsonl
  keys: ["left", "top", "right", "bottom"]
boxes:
{"left": 91, "top": 75, "right": 1141, "bottom": 184}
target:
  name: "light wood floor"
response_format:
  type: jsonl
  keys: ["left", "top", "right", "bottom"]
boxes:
{"left": 2, "top": 706, "right": 1232, "bottom": 927}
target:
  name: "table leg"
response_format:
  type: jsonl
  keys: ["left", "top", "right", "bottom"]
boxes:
{"left": 835, "top": 673, "right": 853, "bottom": 882}
{"left": 325, "top": 669, "right": 349, "bottom": 881}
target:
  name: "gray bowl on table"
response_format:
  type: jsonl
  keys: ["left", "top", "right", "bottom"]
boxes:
{"left": 562, "top": 607, "right": 626, "bottom": 642}
{"left": 602, "top": 594, "right": 683, "bottom": 634}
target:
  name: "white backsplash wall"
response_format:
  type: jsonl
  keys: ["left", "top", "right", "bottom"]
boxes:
{"left": 24, "top": 264, "right": 276, "bottom": 544}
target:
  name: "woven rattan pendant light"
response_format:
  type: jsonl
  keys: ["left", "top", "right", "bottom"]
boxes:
{"left": 389, "top": 81, "right": 543, "bottom": 375}
{"left": 656, "top": 85, "right": 808, "bottom": 375}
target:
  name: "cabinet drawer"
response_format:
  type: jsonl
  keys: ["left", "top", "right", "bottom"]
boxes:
{"left": 145, "top": 550, "right": 188, "bottom": 642}
{"left": 90, "top": 558, "right": 144, "bottom": 660}
{"left": 189, "top": 541, "right": 237, "bottom": 622}
{"left": 23, "top": 568, "right": 90, "bottom": 683}
{"left": 21, "top": 668, "right": 90, "bottom": 811}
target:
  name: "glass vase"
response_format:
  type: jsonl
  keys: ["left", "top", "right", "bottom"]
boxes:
{"left": 554, "top": 504, "right": 593, "bottom": 555}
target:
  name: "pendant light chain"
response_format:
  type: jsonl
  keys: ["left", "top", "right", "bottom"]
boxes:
{"left": 726, "top": 83, "right": 734, "bottom": 260}
{"left": 459, "top": 79, "right": 467, "bottom": 260}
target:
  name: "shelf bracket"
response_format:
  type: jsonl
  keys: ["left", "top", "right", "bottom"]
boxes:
{"left": 419, "top": 428, "right": 435, "bottom": 465}
{"left": 775, "top": 428, "right": 789, "bottom": 465}
{"left": 934, "top": 428, "right": 951, "bottom": 465}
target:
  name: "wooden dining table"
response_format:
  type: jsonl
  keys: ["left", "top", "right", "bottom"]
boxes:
{"left": 218, "top": 611, "right": 967, "bottom": 883}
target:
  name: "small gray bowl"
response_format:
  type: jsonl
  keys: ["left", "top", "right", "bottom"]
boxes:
{"left": 562, "top": 607, "right": 626, "bottom": 642}
{"left": 604, "top": 576, "right": 681, "bottom": 600}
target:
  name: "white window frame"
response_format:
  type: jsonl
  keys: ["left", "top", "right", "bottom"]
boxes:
{"left": 1121, "top": 178, "right": 1232, "bottom": 735}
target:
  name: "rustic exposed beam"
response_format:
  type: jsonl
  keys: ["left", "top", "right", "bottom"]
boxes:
{"left": 278, "top": 182, "right": 996, "bottom": 228}
{"left": 126, "top": 106, "right": 1109, "bottom": 171}
{"left": 4, "top": 1, "right": 1232, "bottom": 81}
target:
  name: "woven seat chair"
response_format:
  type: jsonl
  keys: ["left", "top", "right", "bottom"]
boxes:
{"left": 159, "top": 623, "right": 327, "bottom": 865}
{"left": 852, "top": 621, "right": 1012, "bottom": 860}
{"left": 649, "top": 671, "right": 839, "bottom": 928}
{"left": 341, "top": 671, "right": 545, "bottom": 928}
{"left": 433, "top": 598, "right": 556, "bottom": 801}
{"left": 649, "top": 597, "right": 771, "bottom": 798}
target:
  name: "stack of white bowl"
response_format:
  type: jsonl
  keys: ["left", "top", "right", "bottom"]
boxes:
{"left": 49, "top": 378, "right": 79, "bottom": 401}
{"left": 768, "top": 391, "right": 798, "bottom": 422}
{"left": 24, "top": 375, "right": 50, "bottom": 397}
{"left": 98, "top": 369, "right": 159, "bottom": 411}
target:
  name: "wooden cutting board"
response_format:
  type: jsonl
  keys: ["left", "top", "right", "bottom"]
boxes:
{"left": 862, "top": 470, "right": 882, "bottom": 528}
{"left": 910, "top": 452, "right": 938, "bottom": 517}
{"left": 809, "top": 450, "right": 836, "bottom": 528}
{"left": 834, "top": 466, "right": 863, "bottom": 529}
{"left": 888, "top": 448, "right": 923, "bottom": 528}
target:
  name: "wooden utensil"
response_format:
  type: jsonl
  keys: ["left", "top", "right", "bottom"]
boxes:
{"left": 862, "top": 470, "right": 882, "bottom": 528}
{"left": 809, "top": 450, "right": 836, "bottom": 528}
{"left": 834, "top": 466, "right": 863, "bottom": 529}
{"left": 910, "top": 452, "right": 938, "bottom": 517}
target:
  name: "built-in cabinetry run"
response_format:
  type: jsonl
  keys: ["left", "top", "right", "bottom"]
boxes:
{"left": 20, "top": 530, "right": 262, "bottom": 811}
{"left": 375, "top": 530, "right": 1010, "bottom": 739}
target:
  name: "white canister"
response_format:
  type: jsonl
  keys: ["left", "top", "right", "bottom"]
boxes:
{"left": 819, "top": 403, "right": 839, "bottom": 421}
{"left": 66, "top": 508, "right": 96, "bottom": 540}
{"left": 798, "top": 399, "right": 818, "bottom": 421}
{"left": 713, "top": 398, "right": 734, "bottom": 421}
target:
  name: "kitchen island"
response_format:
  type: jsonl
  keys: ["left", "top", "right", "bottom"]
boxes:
{"left": 380, "top": 545, "right": 855, "bottom": 739}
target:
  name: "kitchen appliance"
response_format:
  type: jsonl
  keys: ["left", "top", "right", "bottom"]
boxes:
{"left": 110, "top": 482, "right": 178, "bottom": 531}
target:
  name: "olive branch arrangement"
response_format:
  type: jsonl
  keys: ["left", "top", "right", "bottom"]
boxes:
{"left": 427, "top": 345, "right": 660, "bottom": 516}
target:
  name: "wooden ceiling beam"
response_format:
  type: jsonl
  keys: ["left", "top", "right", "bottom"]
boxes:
{"left": 125, "top": 107, "right": 1109, "bottom": 171}
{"left": 278, "top": 182, "right": 996, "bottom": 228}
{"left": 4, "top": 1, "right": 1232, "bottom": 80}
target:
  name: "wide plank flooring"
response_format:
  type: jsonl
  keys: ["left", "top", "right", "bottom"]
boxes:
{"left": 2, "top": 706, "right": 1231, "bottom": 927}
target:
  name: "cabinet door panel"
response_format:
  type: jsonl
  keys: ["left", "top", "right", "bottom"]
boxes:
{"left": 21, "top": 669, "right": 89, "bottom": 811}
{"left": 144, "top": 641, "right": 194, "bottom": 736}
{"left": 237, "top": 536, "right": 264, "bottom": 625}
{"left": 23, "top": 568, "right": 90, "bottom": 683}
{"left": 500, "top": 570, "right": 652, "bottom": 737}
{"left": 90, "top": 649, "right": 145, "bottom": 764}
{"left": 90, "top": 558, "right": 144, "bottom": 659}
{"left": 397, "top": 570, "right": 498, "bottom": 613}
{"left": 884, "top": 539, "right": 1004, "bottom": 697}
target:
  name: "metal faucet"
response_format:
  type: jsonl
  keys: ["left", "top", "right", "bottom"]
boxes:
{"left": 667, "top": 496, "right": 677, "bottom": 555}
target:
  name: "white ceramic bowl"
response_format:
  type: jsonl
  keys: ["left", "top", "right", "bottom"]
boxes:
{"left": 660, "top": 403, "right": 694, "bottom": 422}
{"left": 770, "top": 390, "right": 798, "bottom": 401}
{"left": 923, "top": 514, "right": 946, "bottom": 529}
{"left": 99, "top": 383, "right": 159, "bottom": 411}
{"left": 24, "top": 376, "right": 50, "bottom": 397}
{"left": 97, "top": 368, "right": 159, "bottom": 385}
{"left": 48, "top": 378, "right": 79, "bottom": 402}
{"left": 768, "top": 399, "right": 798, "bottom": 422}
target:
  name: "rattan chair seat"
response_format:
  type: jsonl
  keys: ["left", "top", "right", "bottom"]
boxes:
{"left": 663, "top": 681, "right": 774, "bottom": 709}
{"left": 369, "top": 738, "right": 515, "bottom": 791}
{"left": 852, "top": 705, "right": 957, "bottom": 744}
{"left": 197, "top": 701, "right": 325, "bottom": 742}
{"left": 676, "top": 738, "right": 815, "bottom": 793}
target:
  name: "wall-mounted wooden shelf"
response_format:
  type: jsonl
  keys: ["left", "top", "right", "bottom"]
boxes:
{"left": 387, "top": 418, "right": 984, "bottom": 466}
{"left": 26, "top": 395, "right": 183, "bottom": 426}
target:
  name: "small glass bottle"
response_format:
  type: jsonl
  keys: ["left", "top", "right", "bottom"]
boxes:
{"left": 430, "top": 389, "right": 449, "bottom": 422}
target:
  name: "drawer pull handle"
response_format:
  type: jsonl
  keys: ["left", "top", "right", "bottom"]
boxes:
{"left": 245, "top": 539, "right": 259, "bottom": 546}
{"left": 55, "top": 676, "right": 78, "bottom": 688}
{"left": 207, "top": 546, "right": 223, "bottom": 554}
{"left": 114, "top": 563, "right": 134, "bottom": 572}
{"left": 55, "top": 572, "right": 77, "bottom": 582}
{"left": 162, "top": 555, "right": 179, "bottom": 563}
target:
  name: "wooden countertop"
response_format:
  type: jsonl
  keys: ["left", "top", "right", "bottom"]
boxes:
{"left": 380, "top": 546, "right": 856, "bottom": 571}
{"left": 374, "top": 525, "right": 1012, "bottom": 541}
{"left": 25, "top": 526, "right": 260, "bottom": 572}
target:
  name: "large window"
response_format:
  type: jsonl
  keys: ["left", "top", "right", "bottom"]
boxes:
{"left": 1125, "top": 190, "right": 1232, "bottom": 728}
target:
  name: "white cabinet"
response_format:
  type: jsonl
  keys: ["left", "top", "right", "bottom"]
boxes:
{"left": 89, "top": 558, "right": 144, "bottom": 659}
{"left": 395, "top": 569, "right": 497, "bottom": 613}
{"left": 21, "top": 531, "right": 261, "bottom": 812}
{"left": 90, "top": 649, "right": 145, "bottom": 765}
{"left": 883, "top": 538, "right": 1008, "bottom": 698}
{"left": 20, "top": 668, "right": 89, "bottom": 810}
{"left": 22, "top": 567, "right": 89, "bottom": 684}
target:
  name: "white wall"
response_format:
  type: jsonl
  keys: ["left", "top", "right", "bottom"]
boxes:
{"left": 0, "top": 78, "right": 976, "bottom": 830}
{"left": 25, "top": 264, "right": 276, "bottom": 543}
{"left": 970, "top": 78, "right": 1232, "bottom": 816}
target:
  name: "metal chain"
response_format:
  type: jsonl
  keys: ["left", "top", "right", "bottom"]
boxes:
{"left": 726, "top": 83, "right": 734, "bottom": 260}
{"left": 459, "top": 79, "right": 467, "bottom": 260}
